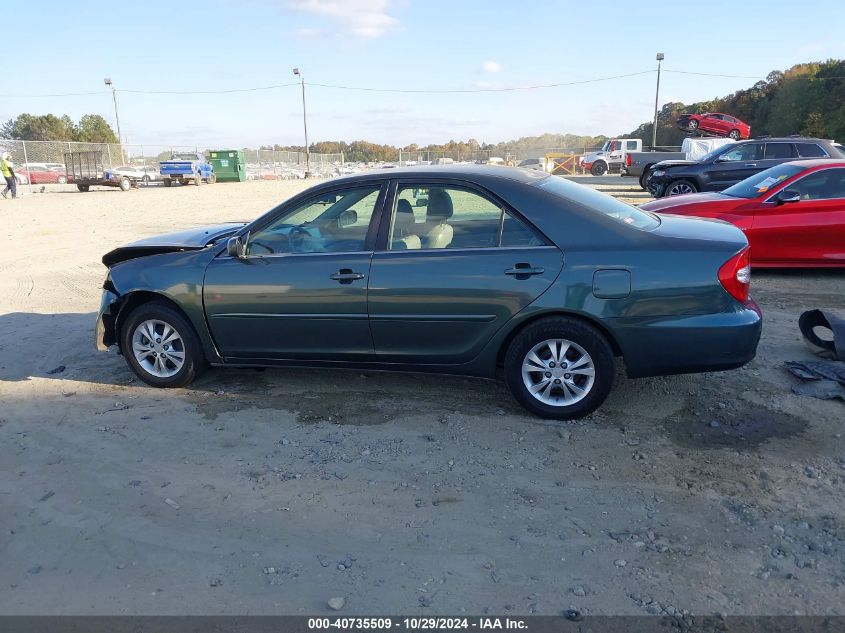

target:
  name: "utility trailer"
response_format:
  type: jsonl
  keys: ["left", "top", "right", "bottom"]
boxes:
{"left": 64, "top": 151, "right": 135, "bottom": 192}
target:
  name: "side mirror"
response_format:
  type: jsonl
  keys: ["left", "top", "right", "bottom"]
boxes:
{"left": 776, "top": 189, "right": 801, "bottom": 204}
{"left": 227, "top": 235, "right": 246, "bottom": 258}
{"left": 338, "top": 209, "right": 358, "bottom": 228}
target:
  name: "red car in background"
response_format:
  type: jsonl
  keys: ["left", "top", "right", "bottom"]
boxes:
{"left": 17, "top": 165, "right": 70, "bottom": 185}
{"left": 640, "top": 160, "right": 845, "bottom": 268}
{"left": 676, "top": 112, "right": 751, "bottom": 140}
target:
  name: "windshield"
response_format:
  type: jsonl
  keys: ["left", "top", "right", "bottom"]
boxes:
{"left": 721, "top": 164, "right": 805, "bottom": 199}
{"left": 538, "top": 177, "right": 660, "bottom": 230}
{"left": 600, "top": 141, "right": 611, "bottom": 152}
{"left": 698, "top": 145, "right": 730, "bottom": 163}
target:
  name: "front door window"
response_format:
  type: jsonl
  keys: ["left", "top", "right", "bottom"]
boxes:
{"left": 247, "top": 186, "right": 382, "bottom": 255}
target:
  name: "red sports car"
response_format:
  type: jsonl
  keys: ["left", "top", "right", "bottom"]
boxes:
{"left": 640, "top": 160, "right": 845, "bottom": 268}
{"left": 676, "top": 112, "right": 751, "bottom": 140}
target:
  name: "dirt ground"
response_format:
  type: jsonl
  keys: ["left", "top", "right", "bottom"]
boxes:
{"left": 1, "top": 177, "right": 844, "bottom": 617}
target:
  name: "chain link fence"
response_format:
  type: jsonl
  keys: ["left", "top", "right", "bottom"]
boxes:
{"left": 0, "top": 139, "right": 687, "bottom": 192}
{"left": 0, "top": 139, "right": 345, "bottom": 192}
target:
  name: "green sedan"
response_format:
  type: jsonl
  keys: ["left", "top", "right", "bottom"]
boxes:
{"left": 96, "top": 166, "right": 761, "bottom": 419}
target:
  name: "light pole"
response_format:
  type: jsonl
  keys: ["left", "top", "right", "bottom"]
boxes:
{"left": 104, "top": 78, "right": 124, "bottom": 155}
{"left": 293, "top": 68, "right": 311, "bottom": 177}
{"left": 651, "top": 53, "right": 664, "bottom": 150}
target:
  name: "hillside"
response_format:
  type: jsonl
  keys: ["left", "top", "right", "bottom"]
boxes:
{"left": 627, "top": 59, "right": 845, "bottom": 147}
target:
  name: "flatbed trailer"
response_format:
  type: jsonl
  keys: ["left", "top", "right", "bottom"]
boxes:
{"left": 64, "top": 151, "right": 136, "bottom": 192}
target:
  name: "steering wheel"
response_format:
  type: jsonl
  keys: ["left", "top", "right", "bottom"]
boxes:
{"left": 288, "top": 226, "right": 314, "bottom": 253}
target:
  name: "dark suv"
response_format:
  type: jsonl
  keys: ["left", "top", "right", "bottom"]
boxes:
{"left": 647, "top": 137, "right": 845, "bottom": 197}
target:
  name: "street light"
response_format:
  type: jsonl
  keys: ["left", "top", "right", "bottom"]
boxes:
{"left": 103, "top": 77, "right": 124, "bottom": 152}
{"left": 293, "top": 68, "right": 311, "bottom": 177}
{"left": 651, "top": 53, "right": 664, "bottom": 150}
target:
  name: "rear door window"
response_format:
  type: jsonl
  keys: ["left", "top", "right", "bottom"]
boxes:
{"left": 764, "top": 143, "right": 797, "bottom": 159}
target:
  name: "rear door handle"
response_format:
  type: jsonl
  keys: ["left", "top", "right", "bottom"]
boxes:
{"left": 745, "top": 163, "right": 757, "bottom": 167}
{"left": 505, "top": 263, "right": 545, "bottom": 277}
{"left": 330, "top": 269, "right": 365, "bottom": 284}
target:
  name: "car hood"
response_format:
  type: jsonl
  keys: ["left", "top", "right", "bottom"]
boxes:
{"left": 102, "top": 222, "right": 246, "bottom": 267}
{"left": 640, "top": 192, "right": 741, "bottom": 213}
{"left": 581, "top": 151, "right": 606, "bottom": 162}
{"left": 652, "top": 160, "right": 700, "bottom": 170}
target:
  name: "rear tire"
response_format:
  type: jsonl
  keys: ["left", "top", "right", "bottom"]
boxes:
{"left": 504, "top": 317, "right": 614, "bottom": 420}
{"left": 194, "top": 175, "right": 202, "bottom": 186}
{"left": 687, "top": 119, "right": 699, "bottom": 131}
{"left": 664, "top": 179, "right": 698, "bottom": 197}
{"left": 164, "top": 178, "right": 172, "bottom": 187}
{"left": 590, "top": 162, "right": 607, "bottom": 176}
{"left": 728, "top": 129, "right": 741, "bottom": 140}
{"left": 207, "top": 173, "right": 217, "bottom": 184}
{"left": 119, "top": 177, "right": 131, "bottom": 191}
{"left": 77, "top": 184, "right": 89, "bottom": 192}
{"left": 58, "top": 175, "right": 67, "bottom": 185}
{"left": 120, "top": 301, "right": 205, "bottom": 388}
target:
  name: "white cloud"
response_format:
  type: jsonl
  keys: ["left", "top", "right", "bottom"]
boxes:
{"left": 288, "top": 0, "right": 399, "bottom": 38}
{"left": 295, "top": 26, "right": 325, "bottom": 38}
{"left": 482, "top": 60, "right": 502, "bottom": 73}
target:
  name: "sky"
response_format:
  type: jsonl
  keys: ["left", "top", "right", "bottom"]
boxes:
{"left": 3, "top": 0, "right": 845, "bottom": 150}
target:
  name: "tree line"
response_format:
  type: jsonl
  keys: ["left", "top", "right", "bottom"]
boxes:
{"left": 1, "top": 113, "right": 118, "bottom": 143}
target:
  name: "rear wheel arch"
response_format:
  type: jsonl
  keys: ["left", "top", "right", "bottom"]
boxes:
{"left": 496, "top": 310, "right": 623, "bottom": 368}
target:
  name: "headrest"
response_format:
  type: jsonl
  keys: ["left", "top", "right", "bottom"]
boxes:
{"left": 426, "top": 188, "right": 453, "bottom": 221}
{"left": 394, "top": 199, "right": 416, "bottom": 234}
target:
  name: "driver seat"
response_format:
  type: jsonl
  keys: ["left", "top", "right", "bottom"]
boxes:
{"left": 424, "top": 188, "right": 454, "bottom": 249}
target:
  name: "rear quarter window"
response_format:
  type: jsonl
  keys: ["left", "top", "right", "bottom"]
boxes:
{"left": 538, "top": 176, "right": 659, "bottom": 230}
{"left": 795, "top": 143, "right": 828, "bottom": 158}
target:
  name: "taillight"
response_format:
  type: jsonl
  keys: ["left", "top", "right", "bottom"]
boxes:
{"left": 718, "top": 247, "right": 751, "bottom": 303}
{"left": 626, "top": 154, "right": 632, "bottom": 166}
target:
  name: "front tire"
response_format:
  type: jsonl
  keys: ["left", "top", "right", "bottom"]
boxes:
{"left": 590, "top": 162, "right": 607, "bottom": 176}
{"left": 77, "top": 184, "right": 89, "bottom": 192}
{"left": 120, "top": 302, "right": 205, "bottom": 388}
{"left": 664, "top": 179, "right": 698, "bottom": 197}
{"left": 58, "top": 175, "right": 67, "bottom": 184}
{"left": 119, "top": 177, "right": 131, "bottom": 191}
{"left": 504, "top": 317, "right": 614, "bottom": 420}
{"left": 164, "top": 178, "right": 172, "bottom": 187}
{"left": 639, "top": 166, "right": 653, "bottom": 190}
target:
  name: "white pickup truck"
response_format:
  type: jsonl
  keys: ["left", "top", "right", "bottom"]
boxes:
{"left": 579, "top": 138, "right": 642, "bottom": 176}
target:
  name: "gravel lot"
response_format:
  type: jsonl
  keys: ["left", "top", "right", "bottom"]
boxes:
{"left": 1, "top": 177, "right": 844, "bottom": 617}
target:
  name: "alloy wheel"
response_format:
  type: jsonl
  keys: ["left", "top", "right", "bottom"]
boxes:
{"left": 131, "top": 319, "right": 186, "bottom": 378}
{"left": 667, "top": 182, "right": 695, "bottom": 196}
{"left": 521, "top": 338, "right": 596, "bottom": 407}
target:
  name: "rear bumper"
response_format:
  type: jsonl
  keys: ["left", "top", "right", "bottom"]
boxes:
{"left": 610, "top": 304, "right": 762, "bottom": 378}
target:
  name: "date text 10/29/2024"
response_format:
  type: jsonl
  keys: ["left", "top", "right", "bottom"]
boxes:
{"left": 308, "top": 618, "right": 527, "bottom": 630}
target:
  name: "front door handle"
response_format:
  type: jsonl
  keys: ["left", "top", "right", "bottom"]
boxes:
{"left": 505, "top": 263, "right": 545, "bottom": 277}
{"left": 330, "top": 269, "right": 365, "bottom": 284}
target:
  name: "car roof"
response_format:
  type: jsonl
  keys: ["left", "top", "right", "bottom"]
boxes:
{"left": 742, "top": 137, "right": 834, "bottom": 143}
{"left": 784, "top": 159, "right": 845, "bottom": 169}
{"left": 326, "top": 164, "right": 549, "bottom": 186}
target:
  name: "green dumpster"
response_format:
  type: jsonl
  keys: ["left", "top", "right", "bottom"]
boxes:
{"left": 208, "top": 149, "right": 246, "bottom": 182}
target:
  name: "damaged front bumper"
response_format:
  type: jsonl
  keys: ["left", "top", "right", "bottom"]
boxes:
{"left": 95, "top": 288, "right": 120, "bottom": 351}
